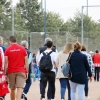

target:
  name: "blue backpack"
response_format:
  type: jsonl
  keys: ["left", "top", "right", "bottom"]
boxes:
{"left": 39, "top": 51, "right": 53, "bottom": 72}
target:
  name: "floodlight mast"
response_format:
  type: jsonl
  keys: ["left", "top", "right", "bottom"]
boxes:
{"left": 81, "top": 5, "right": 100, "bottom": 44}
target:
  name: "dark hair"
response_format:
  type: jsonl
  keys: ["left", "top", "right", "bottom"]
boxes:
{"left": 47, "top": 41, "right": 53, "bottom": 48}
{"left": 33, "top": 53, "right": 36, "bottom": 57}
{"left": 95, "top": 50, "right": 99, "bottom": 53}
{"left": 81, "top": 45, "right": 86, "bottom": 51}
{"left": 9, "top": 36, "right": 16, "bottom": 43}
{"left": 74, "top": 42, "right": 81, "bottom": 51}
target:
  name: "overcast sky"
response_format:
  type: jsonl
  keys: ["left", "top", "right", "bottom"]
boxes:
{"left": 13, "top": 0, "right": 100, "bottom": 21}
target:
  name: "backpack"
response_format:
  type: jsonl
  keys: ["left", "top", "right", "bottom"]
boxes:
{"left": 39, "top": 51, "right": 53, "bottom": 72}
{"left": 0, "top": 47, "right": 4, "bottom": 71}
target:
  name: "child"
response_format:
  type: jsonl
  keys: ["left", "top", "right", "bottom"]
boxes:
{"left": 0, "top": 47, "right": 9, "bottom": 100}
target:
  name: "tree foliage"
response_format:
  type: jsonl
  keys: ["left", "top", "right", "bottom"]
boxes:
{"left": 0, "top": 0, "right": 11, "bottom": 30}
{"left": 17, "top": 0, "right": 44, "bottom": 32}
{"left": 46, "top": 11, "right": 63, "bottom": 32}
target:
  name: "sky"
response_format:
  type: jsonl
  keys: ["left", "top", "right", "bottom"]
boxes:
{"left": 12, "top": 0, "right": 100, "bottom": 21}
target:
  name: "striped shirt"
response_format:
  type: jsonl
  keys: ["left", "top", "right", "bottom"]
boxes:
{"left": 82, "top": 51, "right": 95, "bottom": 75}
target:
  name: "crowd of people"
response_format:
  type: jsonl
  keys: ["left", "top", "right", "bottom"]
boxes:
{"left": 0, "top": 35, "right": 100, "bottom": 100}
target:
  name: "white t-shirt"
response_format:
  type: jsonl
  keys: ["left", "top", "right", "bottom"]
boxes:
{"left": 38, "top": 49, "right": 57, "bottom": 73}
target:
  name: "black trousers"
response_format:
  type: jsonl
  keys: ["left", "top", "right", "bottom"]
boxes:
{"left": 40, "top": 80, "right": 52, "bottom": 99}
{"left": 84, "top": 78, "right": 89, "bottom": 96}
{"left": 41, "top": 71, "right": 55, "bottom": 99}
{"left": 94, "top": 67, "right": 100, "bottom": 81}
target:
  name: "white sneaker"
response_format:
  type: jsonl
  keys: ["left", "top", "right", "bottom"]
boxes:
{"left": 85, "top": 96, "right": 90, "bottom": 100}
{"left": 42, "top": 98, "right": 45, "bottom": 100}
{"left": 51, "top": 99, "right": 55, "bottom": 100}
{"left": 61, "top": 99, "right": 64, "bottom": 100}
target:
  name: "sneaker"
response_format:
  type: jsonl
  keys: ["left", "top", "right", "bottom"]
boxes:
{"left": 21, "top": 94, "right": 27, "bottom": 100}
{"left": 42, "top": 98, "right": 45, "bottom": 100}
{"left": 85, "top": 96, "right": 90, "bottom": 100}
{"left": 0, "top": 97, "right": 4, "bottom": 100}
{"left": 61, "top": 99, "right": 64, "bottom": 100}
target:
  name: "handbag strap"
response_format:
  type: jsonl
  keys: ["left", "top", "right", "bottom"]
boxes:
{"left": 67, "top": 52, "right": 72, "bottom": 63}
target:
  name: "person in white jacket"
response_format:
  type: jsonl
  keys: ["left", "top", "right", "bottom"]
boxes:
{"left": 56, "top": 43, "right": 73, "bottom": 100}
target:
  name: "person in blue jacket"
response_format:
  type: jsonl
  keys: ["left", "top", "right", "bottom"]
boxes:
{"left": 0, "top": 36, "right": 6, "bottom": 52}
{"left": 69, "top": 42, "right": 92, "bottom": 100}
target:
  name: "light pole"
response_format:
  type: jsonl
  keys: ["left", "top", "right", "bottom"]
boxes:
{"left": 66, "top": 32, "right": 68, "bottom": 43}
{"left": 87, "top": 0, "right": 88, "bottom": 15}
{"left": 44, "top": 0, "right": 46, "bottom": 40}
{"left": 12, "top": 6, "right": 14, "bottom": 36}
{"left": 81, "top": 6, "right": 84, "bottom": 44}
{"left": 81, "top": 5, "right": 100, "bottom": 44}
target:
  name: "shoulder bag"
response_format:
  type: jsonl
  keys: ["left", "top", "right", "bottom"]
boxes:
{"left": 61, "top": 52, "right": 72, "bottom": 78}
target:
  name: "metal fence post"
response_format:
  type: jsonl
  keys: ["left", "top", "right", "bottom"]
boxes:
{"left": 81, "top": 6, "right": 84, "bottom": 44}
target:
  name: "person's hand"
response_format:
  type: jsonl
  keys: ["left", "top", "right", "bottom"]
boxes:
{"left": 5, "top": 75, "right": 8, "bottom": 82}
{"left": 89, "top": 77, "right": 92, "bottom": 82}
{"left": 26, "top": 73, "right": 28, "bottom": 80}
{"left": 92, "top": 74, "right": 95, "bottom": 78}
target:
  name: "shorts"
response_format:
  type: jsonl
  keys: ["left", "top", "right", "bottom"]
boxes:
{"left": 8, "top": 72, "right": 26, "bottom": 89}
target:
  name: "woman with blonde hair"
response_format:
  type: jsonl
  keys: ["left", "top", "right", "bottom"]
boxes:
{"left": 69, "top": 42, "right": 92, "bottom": 100}
{"left": 56, "top": 43, "right": 73, "bottom": 100}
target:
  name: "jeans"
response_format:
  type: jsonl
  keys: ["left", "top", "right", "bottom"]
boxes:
{"left": 41, "top": 71, "right": 55, "bottom": 99}
{"left": 69, "top": 81, "right": 85, "bottom": 100}
{"left": 59, "top": 78, "right": 71, "bottom": 100}
{"left": 84, "top": 78, "right": 89, "bottom": 96}
{"left": 23, "top": 69, "right": 32, "bottom": 94}
{"left": 94, "top": 67, "right": 100, "bottom": 81}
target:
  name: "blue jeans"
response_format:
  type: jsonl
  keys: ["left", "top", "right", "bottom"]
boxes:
{"left": 59, "top": 78, "right": 71, "bottom": 100}
{"left": 23, "top": 72, "right": 32, "bottom": 94}
{"left": 70, "top": 81, "right": 85, "bottom": 100}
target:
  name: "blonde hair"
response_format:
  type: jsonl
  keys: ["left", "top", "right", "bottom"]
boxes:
{"left": 63, "top": 43, "right": 73, "bottom": 54}
{"left": 74, "top": 42, "right": 81, "bottom": 51}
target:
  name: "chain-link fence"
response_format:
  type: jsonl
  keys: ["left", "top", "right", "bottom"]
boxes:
{"left": 0, "top": 30, "right": 29, "bottom": 47}
{"left": 30, "top": 31, "right": 100, "bottom": 54}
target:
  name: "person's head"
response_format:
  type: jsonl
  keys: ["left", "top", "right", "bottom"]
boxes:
{"left": 9, "top": 36, "right": 16, "bottom": 45}
{"left": 33, "top": 53, "right": 36, "bottom": 58}
{"left": 63, "top": 43, "right": 73, "bottom": 54}
{"left": 0, "top": 36, "right": 3, "bottom": 45}
{"left": 74, "top": 42, "right": 81, "bottom": 51}
{"left": 95, "top": 50, "right": 99, "bottom": 53}
{"left": 21, "top": 40, "right": 28, "bottom": 49}
{"left": 81, "top": 45, "right": 86, "bottom": 51}
{"left": 46, "top": 41, "right": 53, "bottom": 48}
{"left": 45, "top": 37, "right": 52, "bottom": 45}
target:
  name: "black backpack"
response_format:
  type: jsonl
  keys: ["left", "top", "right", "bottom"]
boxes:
{"left": 39, "top": 46, "right": 56, "bottom": 54}
{"left": 39, "top": 51, "right": 53, "bottom": 72}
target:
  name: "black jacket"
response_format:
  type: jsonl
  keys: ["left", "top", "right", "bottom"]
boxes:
{"left": 69, "top": 50, "right": 92, "bottom": 84}
{"left": 39, "top": 45, "right": 56, "bottom": 54}
{"left": 25, "top": 48, "right": 31, "bottom": 73}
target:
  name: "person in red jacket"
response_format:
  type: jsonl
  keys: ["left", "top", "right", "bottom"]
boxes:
{"left": 0, "top": 47, "right": 9, "bottom": 100}
{"left": 92, "top": 50, "right": 100, "bottom": 81}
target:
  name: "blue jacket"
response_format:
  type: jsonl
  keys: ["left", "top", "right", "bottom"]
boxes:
{"left": 0, "top": 45, "right": 6, "bottom": 52}
{"left": 69, "top": 50, "right": 92, "bottom": 84}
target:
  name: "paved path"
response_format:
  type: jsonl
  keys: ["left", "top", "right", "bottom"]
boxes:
{"left": 6, "top": 79, "right": 100, "bottom": 100}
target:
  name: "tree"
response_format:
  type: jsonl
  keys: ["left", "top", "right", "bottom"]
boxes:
{"left": 46, "top": 11, "right": 63, "bottom": 32}
{"left": 17, "top": 0, "right": 44, "bottom": 32}
{"left": 60, "top": 11, "right": 97, "bottom": 36}
{"left": 0, "top": 0, "right": 11, "bottom": 30}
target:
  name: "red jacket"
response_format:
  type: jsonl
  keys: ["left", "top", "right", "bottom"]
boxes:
{"left": 92, "top": 53, "right": 100, "bottom": 67}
